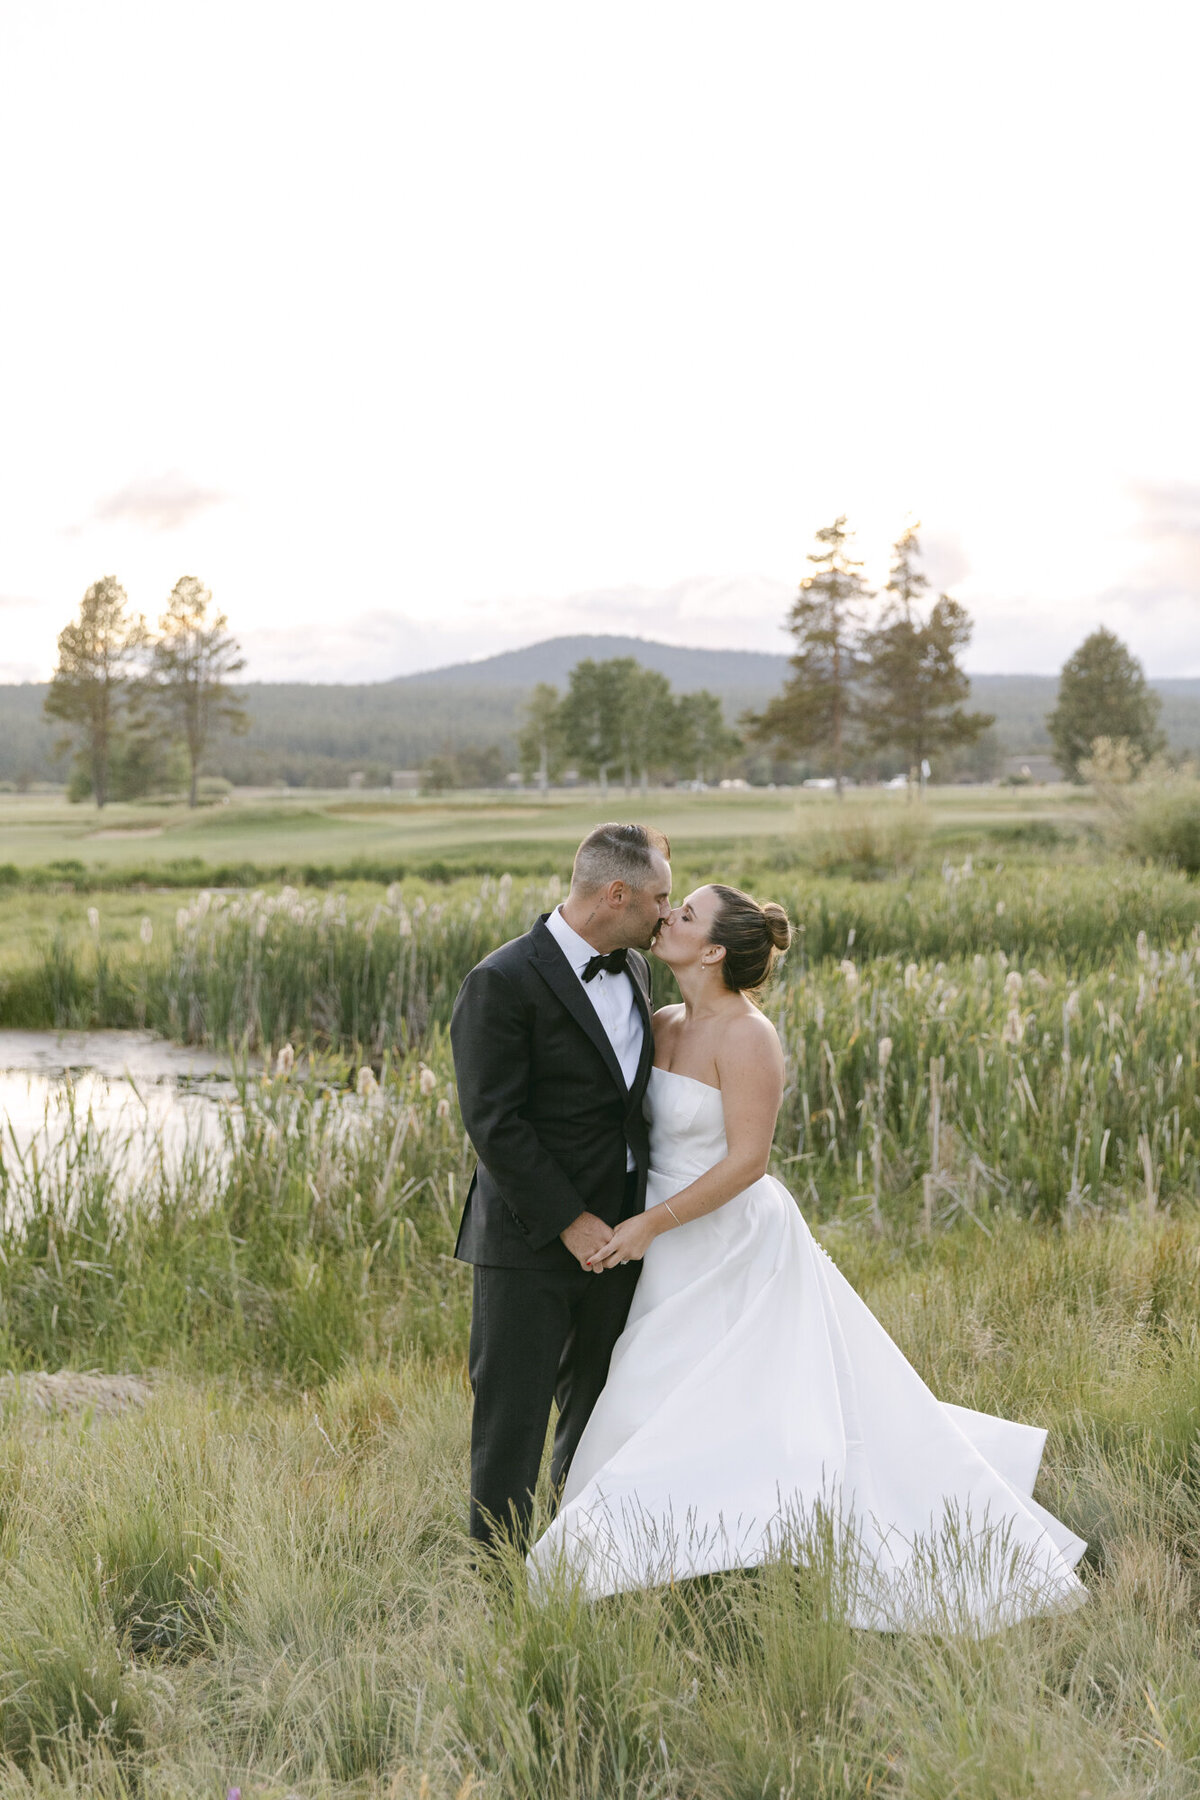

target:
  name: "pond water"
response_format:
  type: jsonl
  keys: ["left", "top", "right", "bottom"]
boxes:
{"left": 0, "top": 1030, "right": 241, "bottom": 1184}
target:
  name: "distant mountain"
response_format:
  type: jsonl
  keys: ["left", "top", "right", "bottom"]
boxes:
{"left": 390, "top": 634, "right": 791, "bottom": 692}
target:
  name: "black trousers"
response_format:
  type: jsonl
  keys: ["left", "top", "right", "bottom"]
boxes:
{"left": 467, "top": 1184, "right": 641, "bottom": 1547}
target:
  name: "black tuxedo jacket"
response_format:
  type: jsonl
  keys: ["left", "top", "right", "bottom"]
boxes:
{"left": 449, "top": 913, "right": 654, "bottom": 1271}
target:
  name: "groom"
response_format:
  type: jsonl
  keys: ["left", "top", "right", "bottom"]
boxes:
{"left": 450, "top": 821, "right": 672, "bottom": 1549}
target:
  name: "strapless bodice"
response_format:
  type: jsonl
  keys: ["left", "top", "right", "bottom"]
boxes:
{"left": 645, "top": 1066, "right": 728, "bottom": 1179}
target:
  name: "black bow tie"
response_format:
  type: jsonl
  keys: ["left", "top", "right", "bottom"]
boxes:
{"left": 582, "top": 948, "right": 628, "bottom": 983}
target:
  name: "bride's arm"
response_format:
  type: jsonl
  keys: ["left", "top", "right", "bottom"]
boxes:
{"left": 589, "top": 1015, "right": 784, "bottom": 1269}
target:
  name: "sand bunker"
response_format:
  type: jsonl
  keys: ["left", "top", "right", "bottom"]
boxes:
{"left": 0, "top": 1370, "right": 152, "bottom": 1417}
{"left": 88, "top": 826, "right": 165, "bottom": 839}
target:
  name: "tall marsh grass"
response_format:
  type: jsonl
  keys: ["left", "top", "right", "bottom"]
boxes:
{"left": 0, "top": 1048, "right": 471, "bottom": 1378}
{"left": 5, "top": 859, "right": 1200, "bottom": 1047}
{"left": 2, "top": 1216, "right": 1200, "bottom": 1795}
{"left": 3, "top": 855, "right": 1200, "bottom": 1790}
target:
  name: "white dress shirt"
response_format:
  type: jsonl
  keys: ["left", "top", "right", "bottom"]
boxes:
{"left": 545, "top": 906, "right": 644, "bottom": 1170}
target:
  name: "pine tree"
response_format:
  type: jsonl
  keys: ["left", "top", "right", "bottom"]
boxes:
{"left": 1047, "top": 628, "right": 1165, "bottom": 780}
{"left": 146, "top": 578, "right": 247, "bottom": 806}
{"left": 744, "top": 516, "right": 871, "bottom": 795}
{"left": 863, "top": 525, "right": 993, "bottom": 788}
{"left": 44, "top": 576, "right": 147, "bottom": 808}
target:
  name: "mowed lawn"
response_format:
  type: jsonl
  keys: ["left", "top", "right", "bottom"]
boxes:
{"left": 0, "top": 784, "right": 1095, "bottom": 875}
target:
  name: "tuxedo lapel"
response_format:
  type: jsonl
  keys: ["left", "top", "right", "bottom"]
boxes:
{"left": 627, "top": 953, "right": 655, "bottom": 1103}
{"left": 531, "top": 918, "right": 629, "bottom": 1095}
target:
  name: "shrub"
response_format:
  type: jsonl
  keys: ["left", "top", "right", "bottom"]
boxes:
{"left": 1118, "top": 782, "right": 1200, "bottom": 876}
{"left": 1082, "top": 741, "right": 1200, "bottom": 876}
{"left": 805, "top": 806, "right": 932, "bottom": 879}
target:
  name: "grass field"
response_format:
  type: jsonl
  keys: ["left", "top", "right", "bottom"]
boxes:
{"left": 0, "top": 785, "right": 1096, "bottom": 882}
{"left": 1, "top": 788, "right": 1199, "bottom": 1796}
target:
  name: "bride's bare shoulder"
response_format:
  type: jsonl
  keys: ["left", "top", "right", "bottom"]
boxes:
{"left": 652, "top": 1003, "right": 685, "bottom": 1029}
{"left": 719, "top": 1008, "right": 784, "bottom": 1071}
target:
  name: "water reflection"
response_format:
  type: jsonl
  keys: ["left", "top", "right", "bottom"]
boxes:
{"left": 0, "top": 1031, "right": 241, "bottom": 1185}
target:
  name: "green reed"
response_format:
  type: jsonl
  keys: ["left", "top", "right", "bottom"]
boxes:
{"left": 0, "top": 1043, "right": 472, "bottom": 1380}
{"left": 6, "top": 858, "right": 1200, "bottom": 1051}
{"left": 1, "top": 875, "right": 1200, "bottom": 1787}
{"left": 771, "top": 931, "right": 1200, "bottom": 1221}
{"left": 3, "top": 1213, "right": 1200, "bottom": 1795}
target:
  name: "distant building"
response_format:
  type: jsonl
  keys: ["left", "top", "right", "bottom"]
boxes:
{"left": 1003, "top": 755, "right": 1064, "bottom": 784}
{"left": 391, "top": 770, "right": 420, "bottom": 791}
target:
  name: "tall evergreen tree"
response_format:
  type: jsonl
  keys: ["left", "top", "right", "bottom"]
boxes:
{"left": 1047, "top": 628, "right": 1164, "bottom": 781}
{"left": 744, "top": 516, "right": 872, "bottom": 795}
{"left": 863, "top": 525, "right": 993, "bottom": 787}
{"left": 44, "top": 576, "right": 147, "bottom": 808}
{"left": 146, "top": 578, "right": 247, "bottom": 807}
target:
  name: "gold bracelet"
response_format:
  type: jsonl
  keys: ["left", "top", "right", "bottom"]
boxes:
{"left": 664, "top": 1201, "right": 683, "bottom": 1227}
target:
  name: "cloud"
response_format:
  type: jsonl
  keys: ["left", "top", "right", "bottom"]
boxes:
{"left": 1079, "top": 483, "right": 1200, "bottom": 670}
{"left": 919, "top": 531, "right": 972, "bottom": 594}
{"left": 238, "top": 611, "right": 485, "bottom": 683}
{"left": 1126, "top": 481, "right": 1200, "bottom": 598}
{"left": 472, "top": 576, "right": 795, "bottom": 657}
{"left": 237, "top": 577, "right": 799, "bottom": 681}
{"left": 90, "top": 470, "right": 228, "bottom": 533}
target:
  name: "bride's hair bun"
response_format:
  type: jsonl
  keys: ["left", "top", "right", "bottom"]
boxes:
{"left": 708, "top": 886, "right": 792, "bottom": 993}
{"left": 761, "top": 902, "right": 792, "bottom": 953}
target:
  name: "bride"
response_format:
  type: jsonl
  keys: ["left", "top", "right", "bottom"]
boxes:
{"left": 527, "top": 884, "right": 1087, "bottom": 1631}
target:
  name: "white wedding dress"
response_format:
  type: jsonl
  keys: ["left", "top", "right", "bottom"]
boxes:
{"left": 528, "top": 1066, "right": 1087, "bottom": 1631}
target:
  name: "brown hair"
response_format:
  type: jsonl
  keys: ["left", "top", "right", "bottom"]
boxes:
{"left": 708, "top": 884, "right": 792, "bottom": 992}
{"left": 572, "top": 822, "right": 672, "bottom": 893}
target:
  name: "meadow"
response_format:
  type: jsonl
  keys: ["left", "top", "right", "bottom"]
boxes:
{"left": 1, "top": 788, "right": 1200, "bottom": 1796}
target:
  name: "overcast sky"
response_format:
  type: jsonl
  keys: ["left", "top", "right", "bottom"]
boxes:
{"left": 1, "top": 1, "right": 1198, "bottom": 683}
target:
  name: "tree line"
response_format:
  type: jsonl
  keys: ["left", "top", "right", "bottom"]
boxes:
{"left": 35, "top": 547, "right": 1174, "bottom": 803}
{"left": 504, "top": 514, "right": 1008, "bottom": 798}
{"left": 44, "top": 575, "right": 246, "bottom": 807}
{"left": 742, "top": 517, "right": 992, "bottom": 795}
{"left": 739, "top": 514, "right": 1170, "bottom": 792}
{"left": 515, "top": 663, "right": 741, "bottom": 794}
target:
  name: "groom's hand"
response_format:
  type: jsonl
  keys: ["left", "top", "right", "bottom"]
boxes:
{"left": 560, "top": 1211, "right": 614, "bottom": 1271}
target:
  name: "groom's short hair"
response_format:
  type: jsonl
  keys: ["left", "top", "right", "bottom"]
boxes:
{"left": 572, "top": 822, "right": 671, "bottom": 894}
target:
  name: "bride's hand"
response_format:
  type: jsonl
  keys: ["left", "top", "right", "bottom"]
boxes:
{"left": 588, "top": 1212, "right": 659, "bottom": 1272}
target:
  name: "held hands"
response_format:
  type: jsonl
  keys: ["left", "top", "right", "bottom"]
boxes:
{"left": 560, "top": 1211, "right": 616, "bottom": 1272}
{"left": 587, "top": 1209, "right": 662, "bottom": 1272}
